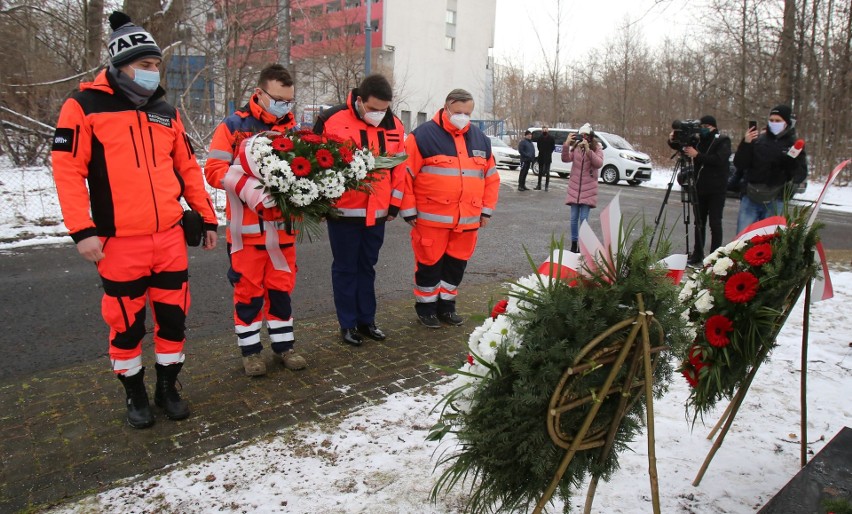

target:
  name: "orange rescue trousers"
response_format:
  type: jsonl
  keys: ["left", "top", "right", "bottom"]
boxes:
{"left": 227, "top": 243, "right": 297, "bottom": 357}
{"left": 410, "top": 224, "right": 478, "bottom": 316}
{"left": 97, "top": 225, "right": 189, "bottom": 375}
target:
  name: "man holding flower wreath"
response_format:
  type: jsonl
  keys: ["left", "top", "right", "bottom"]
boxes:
{"left": 312, "top": 74, "right": 407, "bottom": 347}
{"left": 205, "top": 64, "right": 307, "bottom": 377}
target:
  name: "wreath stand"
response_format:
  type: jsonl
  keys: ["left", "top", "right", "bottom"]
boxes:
{"left": 693, "top": 279, "right": 813, "bottom": 486}
{"left": 533, "top": 294, "right": 667, "bottom": 514}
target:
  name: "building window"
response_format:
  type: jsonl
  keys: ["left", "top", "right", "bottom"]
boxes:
{"left": 445, "top": 36, "right": 455, "bottom": 51}
{"left": 310, "top": 5, "right": 323, "bottom": 16}
{"left": 417, "top": 112, "right": 427, "bottom": 126}
{"left": 310, "top": 31, "right": 323, "bottom": 42}
{"left": 401, "top": 110, "right": 411, "bottom": 132}
{"left": 345, "top": 23, "right": 361, "bottom": 36}
{"left": 446, "top": 10, "right": 456, "bottom": 25}
{"left": 328, "top": 27, "right": 341, "bottom": 39}
{"left": 370, "top": 19, "right": 379, "bottom": 32}
{"left": 293, "top": 34, "right": 305, "bottom": 45}
{"left": 327, "top": 1, "right": 341, "bottom": 13}
{"left": 345, "top": 0, "right": 361, "bottom": 8}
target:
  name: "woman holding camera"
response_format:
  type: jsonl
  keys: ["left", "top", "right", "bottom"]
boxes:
{"left": 562, "top": 123, "right": 604, "bottom": 253}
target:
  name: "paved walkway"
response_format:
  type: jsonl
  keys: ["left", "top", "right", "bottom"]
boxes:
{"left": 0, "top": 281, "right": 504, "bottom": 513}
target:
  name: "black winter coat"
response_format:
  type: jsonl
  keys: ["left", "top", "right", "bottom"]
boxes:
{"left": 537, "top": 133, "right": 556, "bottom": 163}
{"left": 733, "top": 127, "right": 807, "bottom": 189}
{"left": 692, "top": 131, "right": 732, "bottom": 195}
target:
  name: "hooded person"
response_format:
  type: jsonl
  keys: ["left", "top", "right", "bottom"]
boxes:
{"left": 733, "top": 104, "right": 808, "bottom": 231}
{"left": 562, "top": 123, "right": 604, "bottom": 252}
{"left": 51, "top": 11, "right": 219, "bottom": 429}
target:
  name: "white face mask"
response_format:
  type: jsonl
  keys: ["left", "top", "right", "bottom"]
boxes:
{"left": 358, "top": 100, "right": 386, "bottom": 127}
{"left": 767, "top": 121, "right": 786, "bottom": 135}
{"left": 448, "top": 112, "right": 470, "bottom": 130}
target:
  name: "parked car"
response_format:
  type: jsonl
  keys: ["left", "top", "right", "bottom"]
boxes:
{"left": 526, "top": 127, "right": 653, "bottom": 185}
{"left": 488, "top": 136, "right": 521, "bottom": 170}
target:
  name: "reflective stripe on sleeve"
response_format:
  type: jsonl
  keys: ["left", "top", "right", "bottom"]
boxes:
{"left": 421, "top": 166, "right": 459, "bottom": 176}
{"left": 207, "top": 149, "right": 234, "bottom": 162}
{"left": 418, "top": 211, "right": 454, "bottom": 224}
{"left": 485, "top": 166, "right": 498, "bottom": 177}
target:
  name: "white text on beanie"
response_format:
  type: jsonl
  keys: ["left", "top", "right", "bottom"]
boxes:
{"left": 107, "top": 11, "right": 162, "bottom": 68}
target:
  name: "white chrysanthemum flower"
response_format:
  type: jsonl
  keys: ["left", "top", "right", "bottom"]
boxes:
{"left": 724, "top": 239, "right": 747, "bottom": 254}
{"left": 685, "top": 321, "right": 698, "bottom": 341}
{"left": 712, "top": 257, "right": 735, "bottom": 276}
{"left": 703, "top": 249, "right": 721, "bottom": 265}
{"left": 694, "top": 289, "right": 714, "bottom": 313}
{"left": 288, "top": 178, "right": 320, "bottom": 206}
{"left": 678, "top": 279, "right": 695, "bottom": 302}
{"left": 467, "top": 317, "right": 493, "bottom": 353}
{"left": 262, "top": 155, "right": 278, "bottom": 168}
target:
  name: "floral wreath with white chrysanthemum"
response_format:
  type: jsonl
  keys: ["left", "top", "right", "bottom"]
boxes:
{"left": 676, "top": 207, "right": 820, "bottom": 416}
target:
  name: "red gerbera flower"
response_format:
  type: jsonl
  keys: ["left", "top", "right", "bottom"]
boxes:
{"left": 682, "top": 366, "right": 699, "bottom": 388}
{"left": 338, "top": 146, "right": 354, "bottom": 164}
{"left": 300, "top": 133, "right": 324, "bottom": 145}
{"left": 750, "top": 233, "right": 778, "bottom": 244}
{"left": 744, "top": 243, "right": 772, "bottom": 266}
{"left": 724, "top": 271, "right": 759, "bottom": 303}
{"left": 315, "top": 148, "right": 335, "bottom": 168}
{"left": 271, "top": 137, "right": 294, "bottom": 152}
{"left": 325, "top": 133, "right": 347, "bottom": 144}
{"left": 467, "top": 353, "right": 475, "bottom": 366}
{"left": 290, "top": 156, "right": 312, "bottom": 177}
{"left": 705, "top": 314, "right": 734, "bottom": 348}
{"left": 490, "top": 299, "right": 508, "bottom": 319}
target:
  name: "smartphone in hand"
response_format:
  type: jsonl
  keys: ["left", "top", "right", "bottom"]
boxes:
{"left": 748, "top": 120, "right": 757, "bottom": 131}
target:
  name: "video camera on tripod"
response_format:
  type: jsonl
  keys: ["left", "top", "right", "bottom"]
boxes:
{"left": 671, "top": 119, "right": 701, "bottom": 148}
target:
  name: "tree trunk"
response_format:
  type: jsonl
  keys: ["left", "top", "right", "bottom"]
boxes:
{"left": 85, "top": 0, "right": 104, "bottom": 73}
{"left": 779, "top": 0, "right": 797, "bottom": 103}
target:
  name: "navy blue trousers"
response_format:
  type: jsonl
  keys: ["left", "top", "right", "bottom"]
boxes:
{"left": 326, "top": 219, "right": 385, "bottom": 329}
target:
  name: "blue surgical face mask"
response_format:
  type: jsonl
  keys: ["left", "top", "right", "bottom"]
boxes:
{"left": 132, "top": 68, "right": 160, "bottom": 92}
{"left": 767, "top": 121, "right": 786, "bottom": 135}
{"left": 266, "top": 99, "right": 293, "bottom": 119}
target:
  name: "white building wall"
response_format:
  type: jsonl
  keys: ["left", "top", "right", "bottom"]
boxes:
{"left": 382, "top": 0, "right": 496, "bottom": 131}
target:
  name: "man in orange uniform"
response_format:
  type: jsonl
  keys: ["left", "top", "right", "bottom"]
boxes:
{"left": 400, "top": 89, "right": 500, "bottom": 328}
{"left": 205, "top": 64, "right": 307, "bottom": 376}
{"left": 312, "top": 74, "right": 407, "bottom": 346}
{"left": 51, "top": 12, "right": 219, "bottom": 429}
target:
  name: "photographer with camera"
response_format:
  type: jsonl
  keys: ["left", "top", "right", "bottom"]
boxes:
{"left": 562, "top": 123, "right": 603, "bottom": 253}
{"left": 668, "top": 115, "right": 731, "bottom": 266}
{"left": 733, "top": 104, "right": 807, "bottom": 232}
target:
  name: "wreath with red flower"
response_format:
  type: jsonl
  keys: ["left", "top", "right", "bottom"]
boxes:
{"left": 676, "top": 208, "right": 821, "bottom": 415}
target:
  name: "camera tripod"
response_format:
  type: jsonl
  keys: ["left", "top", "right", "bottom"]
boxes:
{"left": 650, "top": 153, "right": 698, "bottom": 254}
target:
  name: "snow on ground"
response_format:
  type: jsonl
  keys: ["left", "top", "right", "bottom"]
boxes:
{"left": 50, "top": 271, "right": 852, "bottom": 514}
{"left": 2, "top": 156, "right": 850, "bottom": 249}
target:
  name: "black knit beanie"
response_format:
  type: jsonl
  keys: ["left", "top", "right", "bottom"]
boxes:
{"left": 769, "top": 105, "right": 793, "bottom": 126}
{"left": 107, "top": 11, "right": 162, "bottom": 68}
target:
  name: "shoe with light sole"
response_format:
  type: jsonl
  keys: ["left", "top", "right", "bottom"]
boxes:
{"left": 242, "top": 353, "right": 267, "bottom": 377}
{"left": 279, "top": 350, "right": 307, "bottom": 371}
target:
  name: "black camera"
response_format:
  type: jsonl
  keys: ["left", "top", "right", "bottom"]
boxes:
{"left": 573, "top": 133, "right": 589, "bottom": 143}
{"left": 671, "top": 119, "right": 701, "bottom": 147}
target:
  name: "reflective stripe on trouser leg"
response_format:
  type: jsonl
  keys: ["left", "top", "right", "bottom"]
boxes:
{"left": 411, "top": 224, "right": 450, "bottom": 317}
{"left": 327, "top": 220, "right": 385, "bottom": 329}
{"left": 267, "top": 289, "right": 294, "bottom": 354}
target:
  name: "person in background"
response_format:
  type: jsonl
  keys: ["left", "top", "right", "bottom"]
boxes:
{"left": 733, "top": 104, "right": 807, "bottom": 232}
{"left": 517, "top": 130, "right": 535, "bottom": 191}
{"left": 534, "top": 125, "right": 556, "bottom": 191}
{"left": 400, "top": 89, "right": 500, "bottom": 328}
{"left": 51, "top": 12, "right": 218, "bottom": 428}
{"left": 562, "top": 123, "right": 603, "bottom": 253}
{"left": 670, "top": 115, "right": 731, "bottom": 265}
{"left": 205, "top": 64, "right": 307, "bottom": 377}
{"left": 312, "top": 74, "right": 407, "bottom": 347}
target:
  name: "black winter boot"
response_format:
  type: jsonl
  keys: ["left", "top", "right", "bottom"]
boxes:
{"left": 154, "top": 362, "right": 190, "bottom": 420}
{"left": 570, "top": 241, "right": 579, "bottom": 253}
{"left": 117, "top": 368, "right": 155, "bottom": 429}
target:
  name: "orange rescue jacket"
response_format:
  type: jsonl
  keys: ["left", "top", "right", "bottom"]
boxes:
{"left": 204, "top": 95, "right": 297, "bottom": 244}
{"left": 51, "top": 70, "right": 217, "bottom": 242}
{"left": 400, "top": 109, "right": 499, "bottom": 231}
{"left": 312, "top": 89, "right": 406, "bottom": 226}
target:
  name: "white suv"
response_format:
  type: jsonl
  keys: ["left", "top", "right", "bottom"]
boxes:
{"left": 527, "top": 127, "right": 653, "bottom": 185}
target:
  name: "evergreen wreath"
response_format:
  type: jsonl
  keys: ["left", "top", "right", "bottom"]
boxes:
{"left": 428, "top": 226, "right": 692, "bottom": 513}
{"left": 676, "top": 207, "right": 821, "bottom": 416}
